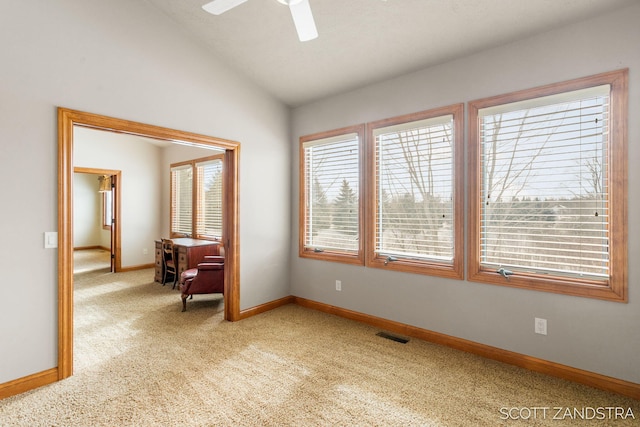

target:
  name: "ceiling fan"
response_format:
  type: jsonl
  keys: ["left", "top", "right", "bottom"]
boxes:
{"left": 202, "top": 0, "right": 318, "bottom": 42}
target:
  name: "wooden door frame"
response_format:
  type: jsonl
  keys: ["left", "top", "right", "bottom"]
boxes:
{"left": 73, "top": 167, "right": 122, "bottom": 272}
{"left": 58, "top": 107, "right": 241, "bottom": 380}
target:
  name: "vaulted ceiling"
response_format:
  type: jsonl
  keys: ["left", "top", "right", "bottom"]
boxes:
{"left": 146, "top": 0, "right": 636, "bottom": 107}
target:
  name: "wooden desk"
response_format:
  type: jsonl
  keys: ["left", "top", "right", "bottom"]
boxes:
{"left": 154, "top": 238, "right": 221, "bottom": 283}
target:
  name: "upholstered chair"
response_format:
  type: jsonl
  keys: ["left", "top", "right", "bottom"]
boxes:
{"left": 179, "top": 256, "right": 224, "bottom": 312}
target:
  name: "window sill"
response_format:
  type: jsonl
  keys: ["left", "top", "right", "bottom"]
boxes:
{"left": 467, "top": 267, "right": 627, "bottom": 302}
{"left": 366, "top": 255, "right": 463, "bottom": 280}
{"left": 299, "top": 248, "right": 364, "bottom": 266}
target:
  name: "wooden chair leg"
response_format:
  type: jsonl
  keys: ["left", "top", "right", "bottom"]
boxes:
{"left": 181, "top": 294, "right": 188, "bottom": 312}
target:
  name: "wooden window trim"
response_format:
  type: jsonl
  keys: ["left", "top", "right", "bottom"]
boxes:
{"left": 299, "top": 124, "right": 366, "bottom": 265}
{"left": 467, "top": 69, "right": 628, "bottom": 301}
{"left": 170, "top": 153, "right": 224, "bottom": 241}
{"left": 365, "top": 104, "right": 464, "bottom": 279}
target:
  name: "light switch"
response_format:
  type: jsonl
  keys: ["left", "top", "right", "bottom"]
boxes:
{"left": 44, "top": 231, "right": 58, "bottom": 248}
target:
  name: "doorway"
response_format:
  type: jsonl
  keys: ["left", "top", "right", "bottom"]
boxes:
{"left": 73, "top": 168, "right": 121, "bottom": 273}
{"left": 58, "top": 108, "right": 241, "bottom": 380}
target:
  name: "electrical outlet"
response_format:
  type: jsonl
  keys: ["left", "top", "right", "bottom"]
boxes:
{"left": 534, "top": 317, "right": 547, "bottom": 335}
{"left": 336, "top": 280, "right": 342, "bottom": 291}
{"left": 143, "top": 248, "right": 148, "bottom": 255}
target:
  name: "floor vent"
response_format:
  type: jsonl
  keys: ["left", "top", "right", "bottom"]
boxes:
{"left": 376, "top": 331, "right": 409, "bottom": 344}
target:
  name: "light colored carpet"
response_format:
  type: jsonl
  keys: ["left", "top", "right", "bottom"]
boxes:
{"left": 0, "top": 267, "right": 637, "bottom": 426}
{"left": 73, "top": 248, "right": 111, "bottom": 274}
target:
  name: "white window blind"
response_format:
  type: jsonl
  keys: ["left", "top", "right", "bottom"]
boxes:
{"left": 303, "top": 133, "right": 359, "bottom": 252}
{"left": 171, "top": 165, "right": 192, "bottom": 236}
{"left": 102, "top": 190, "right": 112, "bottom": 228}
{"left": 479, "top": 84, "right": 610, "bottom": 279}
{"left": 196, "top": 159, "right": 223, "bottom": 239}
{"left": 373, "top": 115, "right": 455, "bottom": 262}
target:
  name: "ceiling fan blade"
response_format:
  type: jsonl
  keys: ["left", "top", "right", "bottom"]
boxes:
{"left": 202, "top": 0, "right": 249, "bottom": 15}
{"left": 288, "top": 0, "right": 318, "bottom": 42}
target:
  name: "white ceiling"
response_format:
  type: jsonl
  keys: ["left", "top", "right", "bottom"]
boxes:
{"left": 146, "top": 0, "right": 636, "bottom": 107}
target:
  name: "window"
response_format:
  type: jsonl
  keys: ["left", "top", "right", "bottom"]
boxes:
{"left": 366, "top": 104, "right": 464, "bottom": 278}
{"left": 299, "top": 125, "right": 365, "bottom": 264}
{"left": 170, "top": 154, "right": 224, "bottom": 240}
{"left": 102, "top": 190, "right": 112, "bottom": 230}
{"left": 171, "top": 164, "right": 193, "bottom": 236}
{"left": 98, "top": 174, "right": 113, "bottom": 230}
{"left": 195, "top": 159, "right": 223, "bottom": 239}
{"left": 468, "top": 70, "right": 628, "bottom": 301}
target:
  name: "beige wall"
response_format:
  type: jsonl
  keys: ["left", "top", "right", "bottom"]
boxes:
{"left": 290, "top": 3, "right": 640, "bottom": 384}
{"left": 73, "top": 173, "right": 103, "bottom": 248}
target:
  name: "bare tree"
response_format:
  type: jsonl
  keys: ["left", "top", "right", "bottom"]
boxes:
{"left": 379, "top": 125, "right": 452, "bottom": 257}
